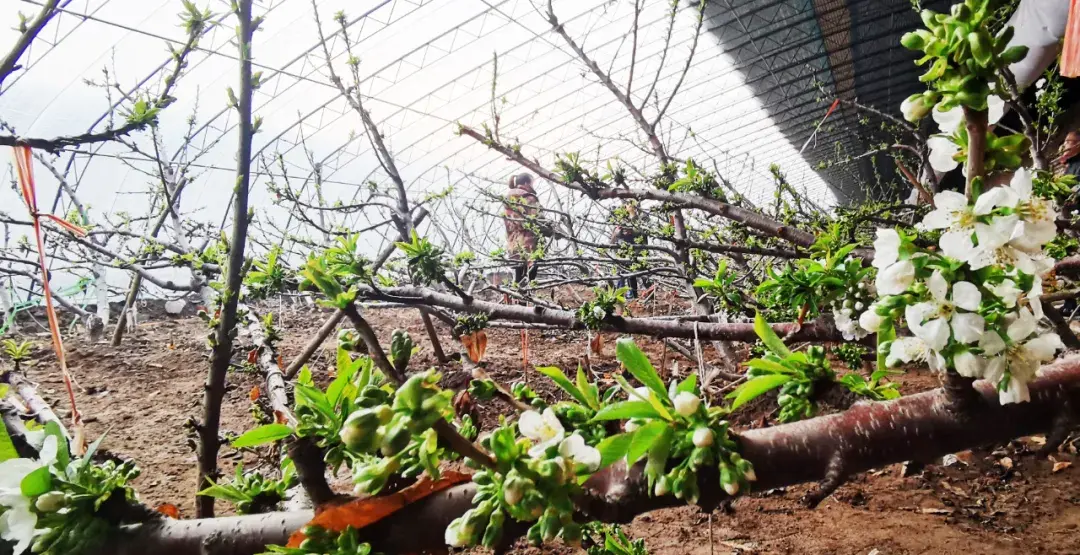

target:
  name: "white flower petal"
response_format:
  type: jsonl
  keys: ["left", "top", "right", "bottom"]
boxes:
{"left": 518, "top": 410, "right": 544, "bottom": 440}
{"left": 951, "top": 281, "right": 982, "bottom": 311}
{"left": 1009, "top": 220, "right": 1057, "bottom": 253}
{"left": 979, "top": 332, "right": 1007, "bottom": 356}
{"left": 933, "top": 190, "right": 969, "bottom": 211}
{"left": 950, "top": 312, "right": 985, "bottom": 344}
{"left": 859, "top": 308, "right": 886, "bottom": 332}
{"left": 999, "top": 377, "right": 1031, "bottom": 405}
{"left": 876, "top": 260, "right": 915, "bottom": 296}
{"left": 990, "top": 279, "right": 1021, "bottom": 307}
{"left": 939, "top": 230, "right": 975, "bottom": 261}
{"left": 38, "top": 436, "right": 58, "bottom": 468}
{"left": 916, "top": 317, "right": 951, "bottom": 352}
{"left": 927, "top": 136, "right": 961, "bottom": 173}
{"left": 1024, "top": 333, "right": 1064, "bottom": 362}
{"left": 975, "top": 216, "right": 1018, "bottom": 250}
{"left": 871, "top": 229, "right": 901, "bottom": 269}
{"left": 905, "top": 302, "right": 937, "bottom": 329}
{"left": 987, "top": 95, "right": 1006, "bottom": 125}
{"left": 973, "top": 186, "right": 1018, "bottom": 215}
{"left": 953, "top": 351, "right": 985, "bottom": 378}
{"left": 932, "top": 106, "right": 964, "bottom": 134}
{"left": 0, "top": 460, "right": 39, "bottom": 493}
{"left": 1007, "top": 307, "right": 1038, "bottom": 342}
{"left": 928, "top": 270, "right": 949, "bottom": 302}
{"left": 1010, "top": 168, "right": 1034, "bottom": 200}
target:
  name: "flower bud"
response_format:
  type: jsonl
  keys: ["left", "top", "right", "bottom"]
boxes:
{"left": 859, "top": 308, "right": 886, "bottom": 332}
{"left": 34, "top": 492, "right": 65, "bottom": 513}
{"left": 623, "top": 420, "right": 640, "bottom": 433}
{"left": 673, "top": 391, "right": 700, "bottom": 417}
{"left": 692, "top": 427, "right": 714, "bottom": 448}
{"left": 654, "top": 476, "right": 670, "bottom": 496}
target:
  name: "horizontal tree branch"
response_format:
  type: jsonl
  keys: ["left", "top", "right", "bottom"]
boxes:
{"left": 358, "top": 284, "right": 853, "bottom": 344}
{"left": 102, "top": 354, "right": 1080, "bottom": 554}
{"left": 457, "top": 126, "right": 817, "bottom": 247}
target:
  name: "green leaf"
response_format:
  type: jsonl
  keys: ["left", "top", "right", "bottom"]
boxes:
{"left": 596, "top": 433, "right": 634, "bottom": 469}
{"left": 576, "top": 366, "right": 600, "bottom": 410}
{"left": 21, "top": 466, "right": 51, "bottom": 497}
{"left": 615, "top": 338, "right": 667, "bottom": 400}
{"left": 80, "top": 432, "right": 108, "bottom": 470}
{"left": 754, "top": 312, "right": 791, "bottom": 358}
{"left": 727, "top": 374, "right": 792, "bottom": 410}
{"left": 592, "top": 401, "right": 661, "bottom": 421}
{"left": 231, "top": 424, "right": 294, "bottom": 448}
{"left": 44, "top": 421, "right": 69, "bottom": 471}
{"left": 327, "top": 352, "right": 359, "bottom": 407}
{"left": 744, "top": 358, "right": 797, "bottom": 375}
{"left": 644, "top": 425, "right": 674, "bottom": 485}
{"left": 675, "top": 374, "right": 698, "bottom": 395}
{"left": 295, "top": 384, "right": 335, "bottom": 422}
{"left": 876, "top": 324, "right": 897, "bottom": 372}
{"left": 198, "top": 482, "right": 251, "bottom": 504}
{"left": 536, "top": 366, "right": 590, "bottom": 407}
{"left": 625, "top": 420, "right": 668, "bottom": 465}
{"left": 614, "top": 374, "right": 672, "bottom": 421}
{"left": 0, "top": 421, "right": 17, "bottom": 463}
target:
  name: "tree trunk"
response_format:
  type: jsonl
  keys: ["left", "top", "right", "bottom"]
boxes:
{"left": 103, "top": 354, "right": 1080, "bottom": 555}
{"left": 196, "top": 0, "right": 255, "bottom": 518}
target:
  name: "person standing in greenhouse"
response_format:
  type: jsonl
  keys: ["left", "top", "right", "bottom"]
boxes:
{"left": 611, "top": 201, "right": 647, "bottom": 298}
{"left": 503, "top": 173, "right": 542, "bottom": 287}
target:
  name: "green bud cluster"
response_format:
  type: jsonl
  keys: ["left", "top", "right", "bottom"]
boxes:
{"left": 446, "top": 424, "right": 583, "bottom": 549}
{"left": 901, "top": 0, "right": 1027, "bottom": 116}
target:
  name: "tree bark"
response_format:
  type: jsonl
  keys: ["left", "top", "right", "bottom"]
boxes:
{"left": 196, "top": 0, "right": 255, "bottom": 518}
{"left": 360, "top": 285, "right": 858, "bottom": 344}
{"left": 102, "top": 354, "right": 1080, "bottom": 554}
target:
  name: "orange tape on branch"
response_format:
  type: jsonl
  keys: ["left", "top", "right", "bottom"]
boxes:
{"left": 13, "top": 145, "right": 87, "bottom": 452}
{"left": 1063, "top": 0, "right": 1080, "bottom": 77}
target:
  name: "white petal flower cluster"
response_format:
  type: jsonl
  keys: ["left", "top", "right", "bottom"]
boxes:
{"left": 927, "top": 95, "right": 1005, "bottom": 173}
{"left": 518, "top": 408, "right": 599, "bottom": 470}
{"left": 865, "top": 167, "right": 1065, "bottom": 405}
{"left": 0, "top": 436, "right": 59, "bottom": 554}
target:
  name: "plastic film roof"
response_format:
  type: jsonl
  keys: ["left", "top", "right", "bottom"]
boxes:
{"left": 0, "top": 0, "right": 973, "bottom": 267}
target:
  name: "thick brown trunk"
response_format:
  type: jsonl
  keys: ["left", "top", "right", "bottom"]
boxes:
{"left": 103, "top": 355, "right": 1080, "bottom": 555}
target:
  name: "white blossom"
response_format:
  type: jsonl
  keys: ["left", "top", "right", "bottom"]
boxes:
{"left": 927, "top": 136, "right": 962, "bottom": 173}
{"left": 931, "top": 94, "right": 1005, "bottom": 135}
{"left": 673, "top": 391, "right": 700, "bottom": 417}
{"left": 979, "top": 307, "right": 1064, "bottom": 405}
{"left": 692, "top": 427, "right": 714, "bottom": 448}
{"left": 859, "top": 303, "right": 888, "bottom": 332}
{"left": 871, "top": 229, "right": 916, "bottom": 295}
{"left": 518, "top": 408, "right": 565, "bottom": 458}
{"left": 974, "top": 169, "right": 1057, "bottom": 253}
{"left": 877, "top": 260, "right": 915, "bottom": 296}
{"left": 905, "top": 270, "right": 985, "bottom": 350}
{"left": 834, "top": 308, "right": 869, "bottom": 341}
{"left": 0, "top": 435, "right": 58, "bottom": 554}
{"left": 919, "top": 191, "right": 997, "bottom": 260}
{"left": 558, "top": 433, "right": 601, "bottom": 472}
{"left": 886, "top": 336, "right": 945, "bottom": 372}
{"left": 953, "top": 350, "right": 985, "bottom": 378}
{"left": 966, "top": 215, "right": 1054, "bottom": 276}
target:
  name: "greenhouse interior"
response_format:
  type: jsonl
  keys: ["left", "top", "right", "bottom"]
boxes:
{"left": 2, "top": 0, "right": 1080, "bottom": 553}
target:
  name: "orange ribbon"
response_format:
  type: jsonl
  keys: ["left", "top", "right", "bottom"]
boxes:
{"left": 13, "top": 146, "right": 86, "bottom": 445}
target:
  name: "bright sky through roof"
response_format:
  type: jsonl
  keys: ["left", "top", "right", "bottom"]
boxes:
{"left": 0, "top": 0, "right": 836, "bottom": 277}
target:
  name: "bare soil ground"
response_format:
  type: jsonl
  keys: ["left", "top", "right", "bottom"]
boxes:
{"left": 8, "top": 297, "right": 1080, "bottom": 554}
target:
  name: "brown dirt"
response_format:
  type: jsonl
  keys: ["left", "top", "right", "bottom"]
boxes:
{"left": 7, "top": 301, "right": 1080, "bottom": 555}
